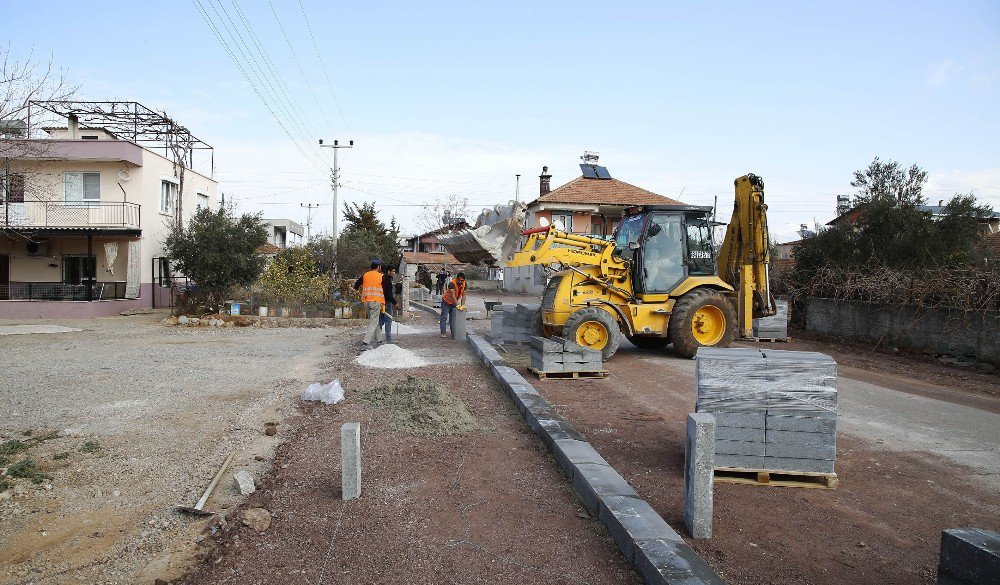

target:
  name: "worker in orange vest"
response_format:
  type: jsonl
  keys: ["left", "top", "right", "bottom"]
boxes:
{"left": 439, "top": 272, "right": 467, "bottom": 338}
{"left": 353, "top": 260, "right": 385, "bottom": 349}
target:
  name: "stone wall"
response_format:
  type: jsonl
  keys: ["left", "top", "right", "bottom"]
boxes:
{"left": 805, "top": 298, "right": 1000, "bottom": 366}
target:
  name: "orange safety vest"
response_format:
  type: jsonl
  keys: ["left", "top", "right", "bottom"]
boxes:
{"left": 442, "top": 279, "right": 466, "bottom": 306}
{"left": 360, "top": 270, "right": 385, "bottom": 306}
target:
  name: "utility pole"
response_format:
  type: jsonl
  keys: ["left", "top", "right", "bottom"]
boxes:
{"left": 319, "top": 139, "right": 354, "bottom": 276}
{"left": 515, "top": 174, "right": 520, "bottom": 205}
{"left": 300, "top": 202, "right": 320, "bottom": 242}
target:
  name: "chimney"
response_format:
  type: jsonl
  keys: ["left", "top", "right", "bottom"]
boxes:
{"left": 539, "top": 166, "right": 551, "bottom": 197}
{"left": 68, "top": 114, "right": 79, "bottom": 139}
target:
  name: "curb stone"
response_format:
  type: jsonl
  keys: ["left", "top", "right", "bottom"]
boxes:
{"left": 466, "top": 334, "right": 725, "bottom": 585}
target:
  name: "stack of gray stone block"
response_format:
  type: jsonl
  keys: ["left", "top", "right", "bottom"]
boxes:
{"left": 752, "top": 299, "right": 789, "bottom": 339}
{"left": 695, "top": 347, "right": 838, "bottom": 474}
{"left": 530, "top": 336, "right": 603, "bottom": 373}
{"left": 937, "top": 528, "right": 1000, "bottom": 585}
{"left": 495, "top": 303, "right": 539, "bottom": 344}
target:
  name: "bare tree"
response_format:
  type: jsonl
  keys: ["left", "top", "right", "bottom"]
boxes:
{"left": 1, "top": 47, "right": 78, "bottom": 236}
{"left": 417, "top": 194, "right": 471, "bottom": 233}
{"left": 161, "top": 112, "right": 194, "bottom": 230}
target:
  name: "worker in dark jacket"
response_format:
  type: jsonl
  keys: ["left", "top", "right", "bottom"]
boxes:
{"left": 380, "top": 267, "right": 399, "bottom": 343}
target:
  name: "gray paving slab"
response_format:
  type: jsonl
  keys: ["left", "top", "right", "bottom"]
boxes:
{"left": 714, "top": 454, "right": 765, "bottom": 469}
{"left": 761, "top": 456, "right": 835, "bottom": 473}
{"left": 684, "top": 413, "right": 716, "bottom": 539}
{"left": 766, "top": 429, "right": 837, "bottom": 446}
{"left": 534, "top": 417, "right": 585, "bottom": 449}
{"left": 601, "top": 494, "right": 685, "bottom": 562}
{"left": 765, "top": 414, "right": 837, "bottom": 432}
{"left": 572, "top": 462, "right": 640, "bottom": 515}
{"left": 714, "top": 439, "right": 765, "bottom": 456}
{"left": 553, "top": 439, "right": 610, "bottom": 477}
{"left": 716, "top": 426, "right": 766, "bottom": 442}
{"left": 634, "top": 538, "right": 727, "bottom": 585}
{"left": 765, "top": 442, "right": 836, "bottom": 459}
{"left": 703, "top": 411, "right": 766, "bottom": 429}
{"left": 938, "top": 528, "right": 1000, "bottom": 585}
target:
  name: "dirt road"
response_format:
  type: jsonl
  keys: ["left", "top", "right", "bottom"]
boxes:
{"left": 0, "top": 312, "right": 335, "bottom": 584}
{"left": 511, "top": 338, "right": 1000, "bottom": 584}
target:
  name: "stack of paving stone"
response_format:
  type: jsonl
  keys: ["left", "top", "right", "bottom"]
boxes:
{"left": 752, "top": 299, "right": 789, "bottom": 339}
{"left": 530, "top": 336, "right": 603, "bottom": 373}
{"left": 695, "top": 347, "right": 838, "bottom": 474}
{"left": 495, "top": 303, "right": 539, "bottom": 345}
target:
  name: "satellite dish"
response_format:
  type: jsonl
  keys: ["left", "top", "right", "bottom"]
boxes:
{"left": 553, "top": 220, "right": 565, "bottom": 231}
{"left": 538, "top": 217, "right": 550, "bottom": 228}
{"left": 118, "top": 170, "right": 131, "bottom": 181}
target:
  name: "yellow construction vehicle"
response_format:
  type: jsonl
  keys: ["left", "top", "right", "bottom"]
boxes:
{"left": 506, "top": 174, "right": 775, "bottom": 359}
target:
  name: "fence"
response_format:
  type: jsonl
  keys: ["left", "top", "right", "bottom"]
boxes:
{"left": 0, "top": 281, "right": 127, "bottom": 301}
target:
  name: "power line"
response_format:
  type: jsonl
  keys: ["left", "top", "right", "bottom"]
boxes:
{"left": 298, "top": 0, "right": 352, "bottom": 140}
{"left": 193, "top": 0, "right": 330, "bottom": 172}
{"left": 268, "top": 0, "right": 338, "bottom": 138}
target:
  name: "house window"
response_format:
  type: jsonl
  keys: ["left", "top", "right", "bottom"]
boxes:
{"left": 197, "top": 193, "right": 209, "bottom": 209}
{"left": 62, "top": 254, "right": 96, "bottom": 285}
{"left": 160, "top": 180, "right": 177, "bottom": 214}
{"left": 551, "top": 212, "right": 574, "bottom": 232}
{"left": 64, "top": 172, "right": 101, "bottom": 206}
{"left": 2, "top": 173, "right": 25, "bottom": 203}
{"left": 157, "top": 257, "right": 172, "bottom": 286}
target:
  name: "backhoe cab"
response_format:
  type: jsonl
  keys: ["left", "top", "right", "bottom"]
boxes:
{"left": 506, "top": 174, "right": 774, "bottom": 359}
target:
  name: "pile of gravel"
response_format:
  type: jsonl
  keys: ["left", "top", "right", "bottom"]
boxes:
{"left": 355, "top": 343, "right": 428, "bottom": 369}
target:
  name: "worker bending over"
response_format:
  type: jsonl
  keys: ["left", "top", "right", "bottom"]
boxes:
{"left": 439, "top": 272, "right": 467, "bottom": 338}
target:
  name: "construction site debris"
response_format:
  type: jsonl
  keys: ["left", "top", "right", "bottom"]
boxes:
{"left": 529, "top": 335, "right": 604, "bottom": 373}
{"left": 354, "top": 344, "right": 428, "bottom": 369}
{"left": 695, "top": 348, "right": 839, "bottom": 475}
{"left": 355, "top": 376, "right": 478, "bottom": 437}
{"left": 436, "top": 201, "right": 526, "bottom": 264}
{"left": 241, "top": 508, "right": 271, "bottom": 532}
{"left": 233, "top": 470, "right": 256, "bottom": 496}
{"left": 301, "top": 380, "right": 345, "bottom": 404}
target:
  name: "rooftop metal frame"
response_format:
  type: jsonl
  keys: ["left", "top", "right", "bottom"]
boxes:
{"left": 25, "top": 100, "right": 214, "bottom": 175}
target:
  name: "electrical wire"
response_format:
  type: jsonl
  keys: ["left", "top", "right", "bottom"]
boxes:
{"left": 298, "top": 0, "right": 352, "bottom": 140}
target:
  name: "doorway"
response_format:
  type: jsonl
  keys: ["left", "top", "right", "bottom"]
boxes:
{"left": 0, "top": 254, "right": 9, "bottom": 300}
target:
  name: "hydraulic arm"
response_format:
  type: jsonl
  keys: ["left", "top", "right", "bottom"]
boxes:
{"left": 716, "top": 174, "right": 776, "bottom": 336}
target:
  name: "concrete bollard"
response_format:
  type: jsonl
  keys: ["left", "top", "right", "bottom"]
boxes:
{"left": 341, "top": 422, "right": 361, "bottom": 501}
{"left": 452, "top": 307, "right": 468, "bottom": 341}
{"left": 684, "top": 412, "right": 716, "bottom": 539}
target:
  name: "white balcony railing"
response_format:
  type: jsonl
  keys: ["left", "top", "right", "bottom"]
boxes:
{"left": 0, "top": 201, "right": 140, "bottom": 229}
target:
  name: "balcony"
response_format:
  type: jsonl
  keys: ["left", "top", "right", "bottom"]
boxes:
{"left": 0, "top": 201, "right": 140, "bottom": 230}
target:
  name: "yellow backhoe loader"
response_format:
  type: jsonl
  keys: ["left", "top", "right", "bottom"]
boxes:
{"left": 506, "top": 174, "right": 775, "bottom": 359}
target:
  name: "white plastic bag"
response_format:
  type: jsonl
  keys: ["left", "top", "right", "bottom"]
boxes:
{"left": 301, "top": 380, "right": 344, "bottom": 404}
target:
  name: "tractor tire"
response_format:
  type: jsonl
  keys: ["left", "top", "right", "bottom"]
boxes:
{"left": 563, "top": 307, "right": 622, "bottom": 360}
{"left": 626, "top": 335, "right": 671, "bottom": 350}
{"left": 667, "top": 289, "right": 737, "bottom": 358}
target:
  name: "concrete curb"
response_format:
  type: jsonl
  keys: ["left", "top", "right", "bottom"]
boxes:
{"left": 466, "top": 333, "right": 725, "bottom": 585}
{"left": 410, "top": 301, "right": 439, "bottom": 317}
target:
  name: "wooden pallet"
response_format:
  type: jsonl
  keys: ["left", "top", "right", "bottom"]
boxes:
{"left": 528, "top": 367, "right": 609, "bottom": 380}
{"left": 714, "top": 467, "right": 838, "bottom": 489}
{"left": 749, "top": 336, "right": 792, "bottom": 343}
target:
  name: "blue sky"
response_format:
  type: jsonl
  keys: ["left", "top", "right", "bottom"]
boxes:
{"left": 5, "top": 0, "right": 999, "bottom": 240}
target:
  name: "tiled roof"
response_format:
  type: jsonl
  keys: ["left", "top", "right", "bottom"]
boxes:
{"left": 400, "top": 251, "right": 465, "bottom": 266}
{"left": 528, "top": 176, "right": 683, "bottom": 207}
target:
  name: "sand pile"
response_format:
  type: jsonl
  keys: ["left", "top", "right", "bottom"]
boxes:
{"left": 355, "top": 376, "right": 478, "bottom": 436}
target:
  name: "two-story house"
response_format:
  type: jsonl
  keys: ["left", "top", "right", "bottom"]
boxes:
{"left": 504, "top": 160, "right": 683, "bottom": 294}
{"left": 0, "top": 101, "right": 217, "bottom": 318}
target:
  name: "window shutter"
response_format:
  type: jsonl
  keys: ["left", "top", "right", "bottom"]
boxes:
{"left": 83, "top": 173, "right": 100, "bottom": 201}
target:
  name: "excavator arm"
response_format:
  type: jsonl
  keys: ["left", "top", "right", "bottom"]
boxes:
{"left": 717, "top": 174, "right": 776, "bottom": 337}
{"left": 507, "top": 226, "right": 631, "bottom": 294}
